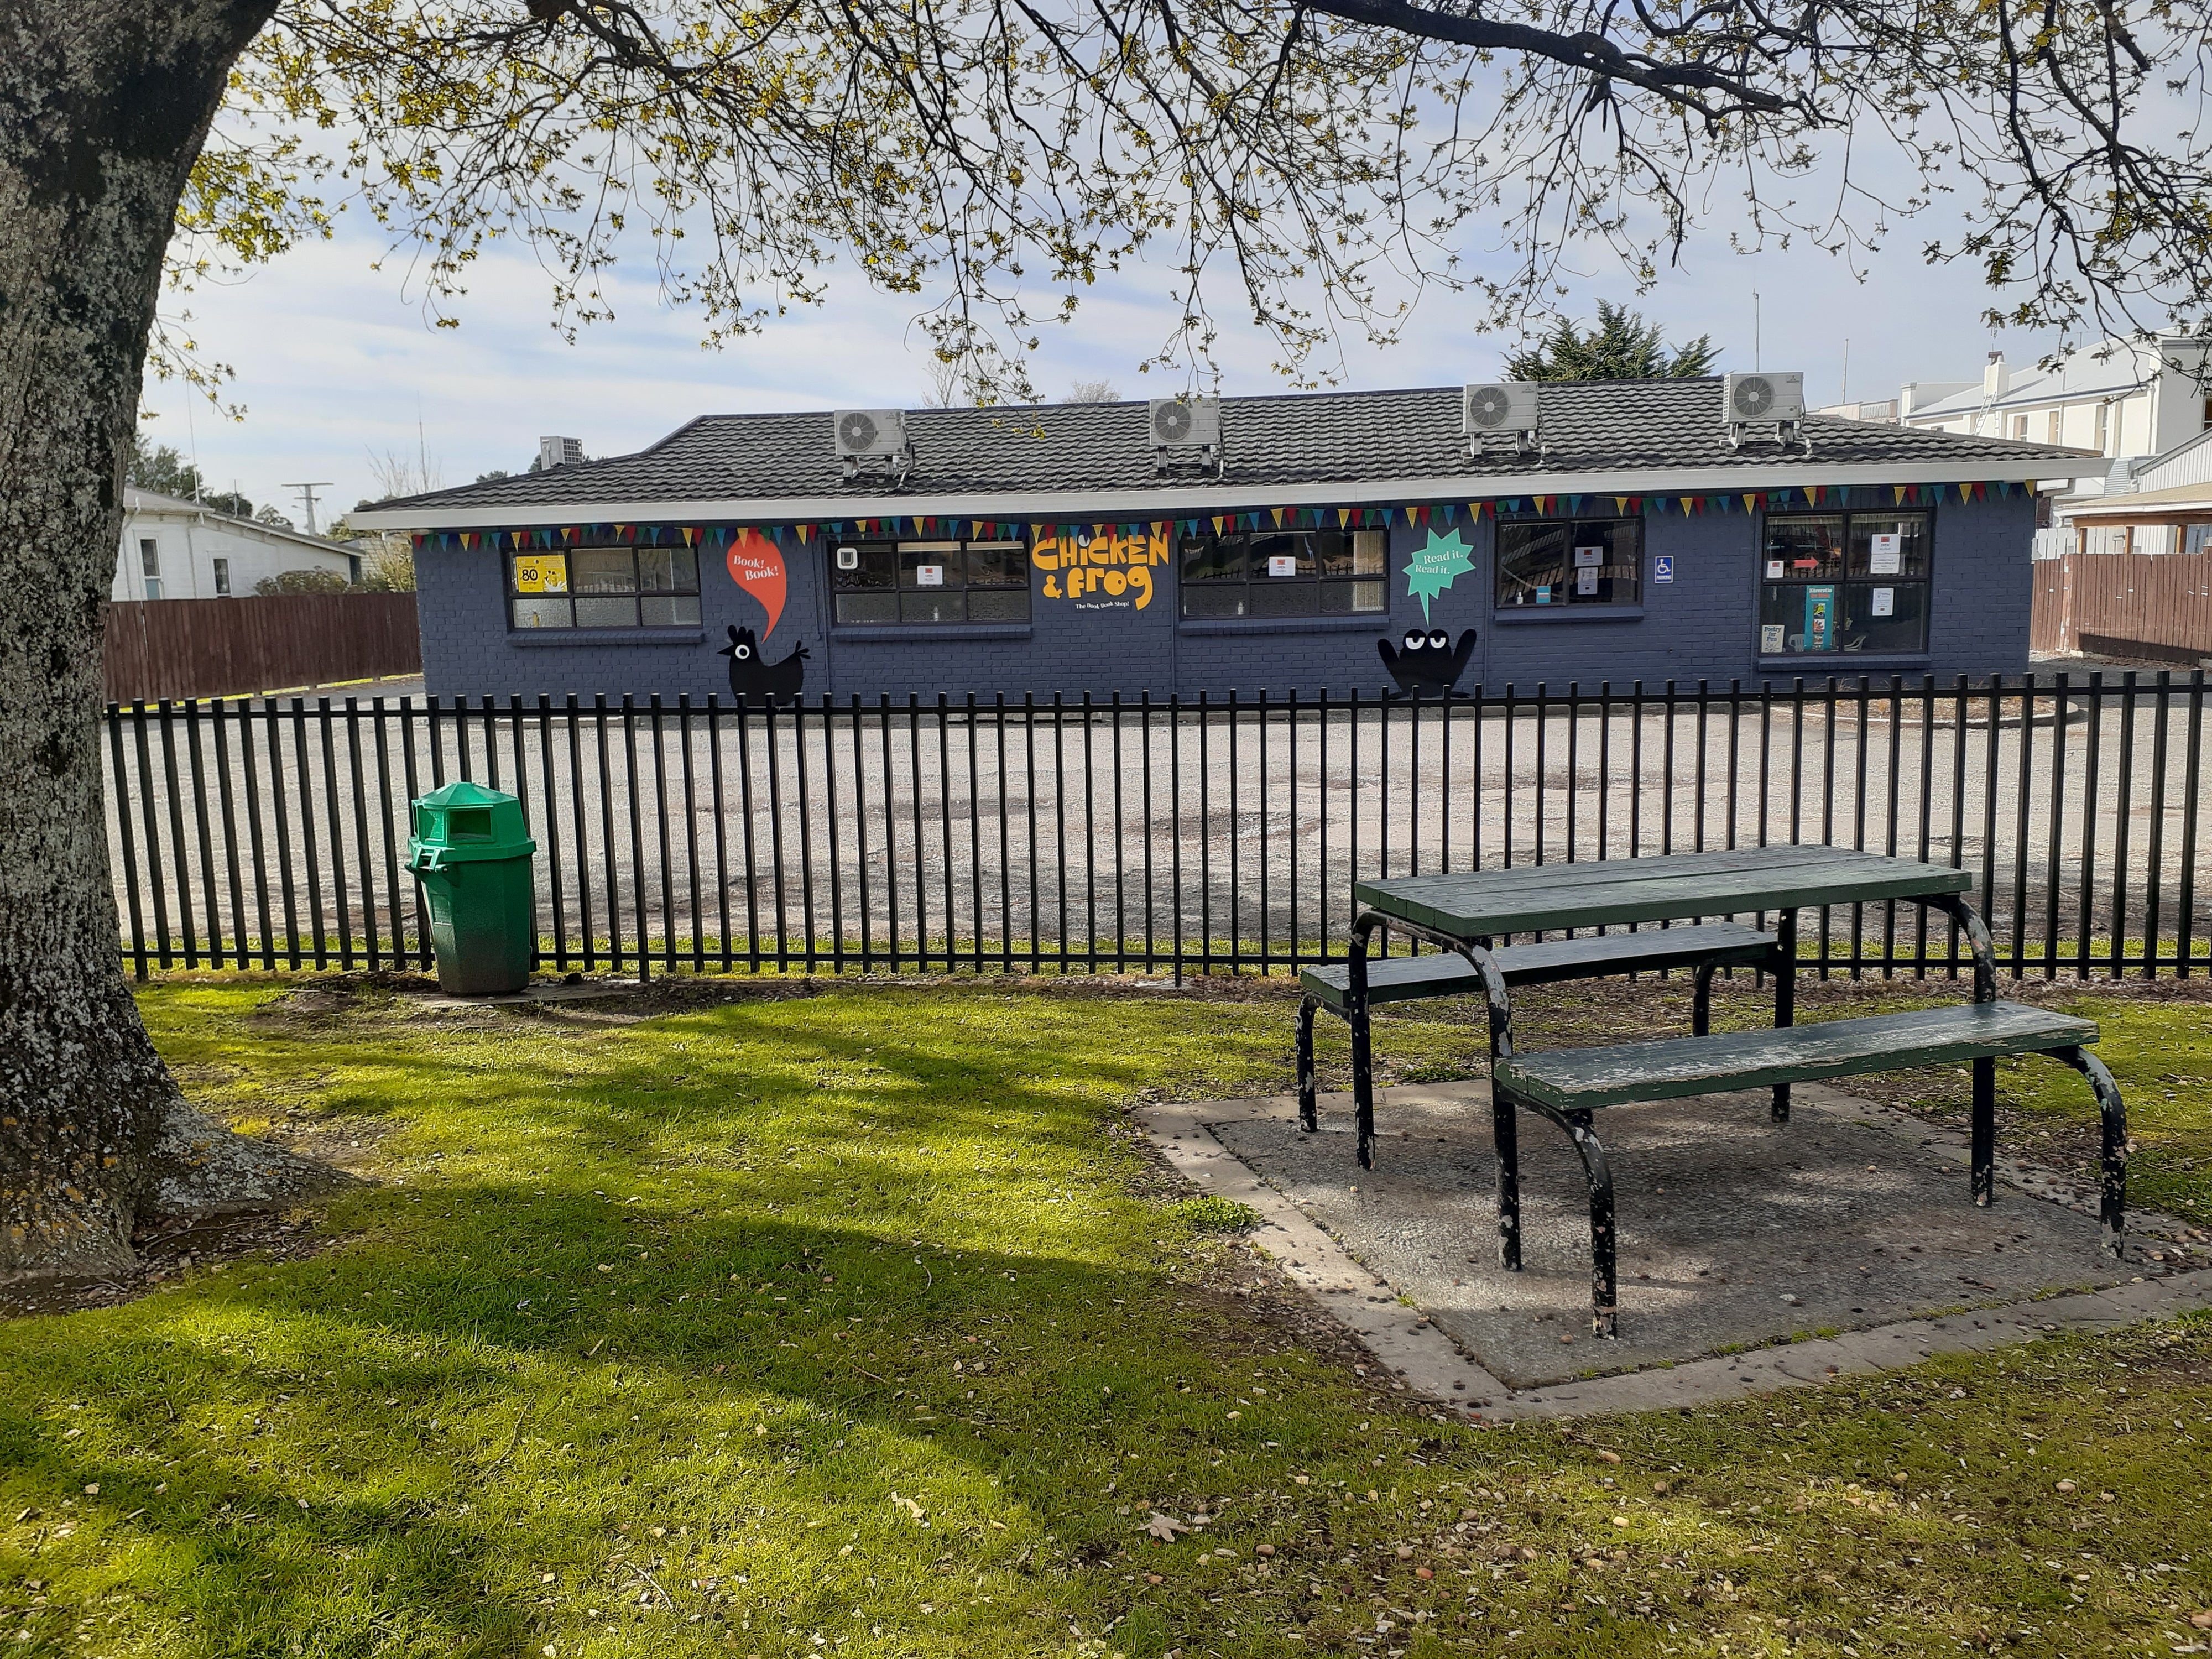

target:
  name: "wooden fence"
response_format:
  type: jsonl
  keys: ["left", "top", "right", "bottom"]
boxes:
{"left": 103, "top": 592, "right": 421, "bottom": 703}
{"left": 2031, "top": 549, "right": 2212, "bottom": 664}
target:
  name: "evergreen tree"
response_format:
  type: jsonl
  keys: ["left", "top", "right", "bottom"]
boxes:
{"left": 1503, "top": 302, "right": 1719, "bottom": 381}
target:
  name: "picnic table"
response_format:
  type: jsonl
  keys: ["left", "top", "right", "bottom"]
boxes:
{"left": 1335, "top": 844, "right": 2127, "bottom": 1338}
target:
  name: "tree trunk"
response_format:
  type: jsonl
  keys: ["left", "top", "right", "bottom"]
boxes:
{"left": 0, "top": 0, "right": 335, "bottom": 1280}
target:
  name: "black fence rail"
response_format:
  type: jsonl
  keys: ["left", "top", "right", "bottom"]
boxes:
{"left": 102, "top": 674, "right": 2210, "bottom": 981}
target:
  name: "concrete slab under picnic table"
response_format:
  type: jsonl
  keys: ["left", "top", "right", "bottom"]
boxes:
{"left": 1196, "top": 1078, "right": 2138, "bottom": 1392}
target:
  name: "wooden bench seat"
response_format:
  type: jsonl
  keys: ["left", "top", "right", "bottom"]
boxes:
{"left": 1493, "top": 1001, "right": 2099, "bottom": 1109}
{"left": 1488, "top": 1002, "right": 2127, "bottom": 1338}
{"left": 1296, "top": 922, "right": 1780, "bottom": 1131}
{"left": 1297, "top": 921, "right": 1777, "bottom": 1009}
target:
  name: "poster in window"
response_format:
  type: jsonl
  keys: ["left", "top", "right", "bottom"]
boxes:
{"left": 1870, "top": 587, "right": 1895, "bottom": 618}
{"left": 1266, "top": 554, "right": 1298, "bottom": 577}
{"left": 1534, "top": 584, "right": 1552, "bottom": 605}
{"left": 1573, "top": 544, "right": 1604, "bottom": 568}
{"left": 513, "top": 553, "right": 569, "bottom": 594}
{"left": 1766, "top": 559, "right": 1787, "bottom": 580}
{"left": 1575, "top": 566, "right": 1600, "bottom": 595}
{"left": 916, "top": 564, "right": 945, "bottom": 587}
{"left": 1803, "top": 583, "right": 1837, "bottom": 651}
{"left": 1761, "top": 623, "right": 1787, "bottom": 653}
{"left": 1869, "top": 533, "right": 1902, "bottom": 575}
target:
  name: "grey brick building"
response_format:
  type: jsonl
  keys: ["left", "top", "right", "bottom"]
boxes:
{"left": 350, "top": 379, "right": 2084, "bottom": 700}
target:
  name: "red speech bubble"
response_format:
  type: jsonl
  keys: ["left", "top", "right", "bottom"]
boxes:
{"left": 724, "top": 530, "right": 786, "bottom": 641}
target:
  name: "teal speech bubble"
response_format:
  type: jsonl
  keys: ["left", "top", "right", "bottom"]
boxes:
{"left": 1402, "top": 525, "right": 1474, "bottom": 620}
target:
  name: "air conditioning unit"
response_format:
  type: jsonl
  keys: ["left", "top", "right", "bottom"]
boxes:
{"left": 833, "top": 409, "right": 909, "bottom": 458}
{"left": 538, "top": 435, "right": 583, "bottom": 471}
{"left": 832, "top": 408, "right": 915, "bottom": 484}
{"left": 1462, "top": 382, "right": 1541, "bottom": 455}
{"left": 1724, "top": 372, "right": 1805, "bottom": 423}
{"left": 1149, "top": 397, "right": 1221, "bottom": 449}
{"left": 1723, "top": 372, "right": 1809, "bottom": 451}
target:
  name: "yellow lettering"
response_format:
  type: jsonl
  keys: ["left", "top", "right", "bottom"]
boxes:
{"left": 1044, "top": 573, "right": 1061, "bottom": 597}
{"left": 1104, "top": 568, "right": 1128, "bottom": 596}
{"left": 1030, "top": 538, "right": 1062, "bottom": 571}
{"left": 1129, "top": 566, "right": 1154, "bottom": 609}
{"left": 1147, "top": 531, "right": 1170, "bottom": 565}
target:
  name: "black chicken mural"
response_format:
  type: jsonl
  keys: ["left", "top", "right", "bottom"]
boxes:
{"left": 719, "top": 625, "right": 809, "bottom": 706}
{"left": 1378, "top": 627, "right": 1476, "bottom": 697}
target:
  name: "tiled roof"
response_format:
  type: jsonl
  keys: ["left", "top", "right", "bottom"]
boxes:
{"left": 358, "top": 379, "right": 2084, "bottom": 524}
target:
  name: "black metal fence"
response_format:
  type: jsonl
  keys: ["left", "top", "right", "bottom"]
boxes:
{"left": 102, "top": 673, "right": 2209, "bottom": 981}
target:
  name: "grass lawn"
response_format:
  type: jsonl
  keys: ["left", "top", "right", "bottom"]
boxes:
{"left": 2, "top": 971, "right": 2210, "bottom": 1658}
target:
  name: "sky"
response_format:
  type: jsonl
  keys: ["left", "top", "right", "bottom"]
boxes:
{"left": 139, "top": 186, "right": 2062, "bottom": 532}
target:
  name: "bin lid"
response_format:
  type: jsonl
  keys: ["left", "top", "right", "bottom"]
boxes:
{"left": 407, "top": 778, "right": 536, "bottom": 862}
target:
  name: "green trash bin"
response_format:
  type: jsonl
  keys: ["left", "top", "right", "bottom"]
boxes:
{"left": 406, "top": 779, "right": 538, "bottom": 995}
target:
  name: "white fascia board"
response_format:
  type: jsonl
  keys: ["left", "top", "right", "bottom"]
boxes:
{"left": 348, "top": 456, "right": 2077, "bottom": 533}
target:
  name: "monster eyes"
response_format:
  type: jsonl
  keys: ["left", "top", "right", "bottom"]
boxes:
{"left": 1428, "top": 629, "right": 1449, "bottom": 650}
{"left": 734, "top": 645, "right": 752, "bottom": 660}
{"left": 1402, "top": 629, "right": 1425, "bottom": 651}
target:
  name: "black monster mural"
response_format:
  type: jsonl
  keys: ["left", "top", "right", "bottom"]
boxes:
{"left": 719, "top": 624, "right": 810, "bottom": 706}
{"left": 1378, "top": 627, "right": 1477, "bottom": 697}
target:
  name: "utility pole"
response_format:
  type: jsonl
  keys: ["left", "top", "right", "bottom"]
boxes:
{"left": 284, "top": 482, "right": 335, "bottom": 535}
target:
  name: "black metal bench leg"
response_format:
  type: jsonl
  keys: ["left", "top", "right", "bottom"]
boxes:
{"left": 1296, "top": 994, "right": 1320, "bottom": 1133}
{"left": 1970, "top": 1055, "right": 1996, "bottom": 1207}
{"left": 1564, "top": 1108, "right": 1619, "bottom": 1339}
{"left": 1692, "top": 964, "right": 1715, "bottom": 1037}
{"left": 2054, "top": 1045, "right": 2128, "bottom": 1259}
{"left": 1492, "top": 1086, "right": 1522, "bottom": 1272}
{"left": 1771, "top": 910, "right": 1796, "bottom": 1123}
{"left": 1349, "top": 927, "right": 1378, "bottom": 1170}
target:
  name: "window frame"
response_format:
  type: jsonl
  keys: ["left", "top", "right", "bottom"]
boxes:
{"left": 505, "top": 542, "right": 702, "bottom": 632}
{"left": 1174, "top": 526, "right": 1387, "bottom": 620}
{"left": 828, "top": 536, "right": 1032, "bottom": 627}
{"left": 1492, "top": 515, "right": 1644, "bottom": 611}
{"left": 1757, "top": 509, "right": 1934, "bottom": 658}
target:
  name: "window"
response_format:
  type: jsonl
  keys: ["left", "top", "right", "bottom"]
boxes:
{"left": 2201, "top": 397, "right": 2212, "bottom": 432}
{"left": 2094, "top": 403, "right": 2110, "bottom": 453}
{"left": 2048, "top": 410, "right": 2063, "bottom": 444}
{"left": 212, "top": 557, "right": 231, "bottom": 596}
{"left": 1494, "top": 518, "right": 1641, "bottom": 609}
{"left": 2011, "top": 414, "right": 2029, "bottom": 440}
{"left": 831, "top": 539, "right": 1029, "bottom": 625}
{"left": 507, "top": 544, "right": 700, "bottom": 629}
{"left": 1759, "top": 512, "right": 1931, "bottom": 655}
{"left": 1177, "top": 528, "right": 1386, "bottom": 619}
{"left": 138, "top": 538, "right": 162, "bottom": 601}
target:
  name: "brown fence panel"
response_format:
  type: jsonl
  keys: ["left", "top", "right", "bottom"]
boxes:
{"left": 2030, "top": 550, "right": 2212, "bottom": 663}
{"left": 2030, "top": 557, "right": 2073, "bottom": 653}
{"left": 103, "top": 592, "right": 421, "bottom": 702}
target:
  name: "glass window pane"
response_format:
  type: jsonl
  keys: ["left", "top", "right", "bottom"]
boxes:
{"left": 1181, "top": 535, "right": 1245, "bottom": 584}
{"left": 965, "top": 542, "right": 1028, "bottom": 588}
{"left": 1249, "top": 532, "right": 1315, "bottom": 580}
{"left": 574, "top": 595, "right": 640, "bottom": 627}
{"left": 641, "top": 594, "right": 701, "bottom": 627}
{"left": 967, "top": 588, "right": 1030, "bottom": 622}
{"left": 635, "top": 546, "right": 698, "bottom": 593}
{"left": 1757, "top": 583, "right": 1842, "bottom": 653}
{"left": 833, "top": 542, "right": 896, "bottom": 592}
{"left": 1180, "top": 584, "right": 1245, "bottom": 619}
{"left": 1847, "top": 514, "right": 1930, "bottom": 580}
{"left": 1495, "top": 521, "right": 1569, "bottom": 607}
{"left": 1249, "top": 580, "right": 1320, "bottom": 618}
{"left": 1352, "top": 530, "right": 1387, "bottom": 577}
{"left": 1566, "top": 520, "right": 1640, "bottom": 606}
{"left": 572, "top": 547, "right": 637, "bottom": 593}
{"left": 1763, "top": 515, "right": 1845, "bottom": 582}
{"left": 511, "top": 596, "right": 572, "bottom": 629}
{"left": 1841, "top": 581, "right": 1929, "bottom": 652}
{"left": 900, "top": 542, "right": 963, "bottom": 591}
{"left": 835, "top": 592, "right": 899, "bottom": 625}
{"left": 901, "top": 591, "right": 965, "bottom": 625}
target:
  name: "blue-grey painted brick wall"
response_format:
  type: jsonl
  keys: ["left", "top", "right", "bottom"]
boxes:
{"left": 414, "top": 489, "right": 2036, "bottom": 700}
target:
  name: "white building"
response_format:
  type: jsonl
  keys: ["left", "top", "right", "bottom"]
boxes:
{"left": 1898, "top": 337, "right": 2212, "bottom": 463}
{"left": 114, "top": 487, "right": 359, "bottom": 602}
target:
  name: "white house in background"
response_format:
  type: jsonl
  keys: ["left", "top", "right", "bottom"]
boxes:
{"left": 1898, "top": 336, "right": 2212, "bottom": 465}
{"left": 114, "top": 487, "right": 359, "bottom": 601}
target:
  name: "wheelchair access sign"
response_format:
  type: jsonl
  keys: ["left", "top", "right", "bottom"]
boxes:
{"left": 1652, "top": 555, "right": 1675, "bottom": 584}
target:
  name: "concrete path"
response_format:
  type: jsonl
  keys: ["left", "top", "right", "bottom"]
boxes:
{"left": 1144, "top": 1078, "right": 2212, "bottom": 1422}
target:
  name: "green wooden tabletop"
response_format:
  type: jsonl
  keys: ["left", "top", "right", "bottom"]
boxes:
{"left": 1352, "top": 845, "right": 1974, "bottom": 939}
